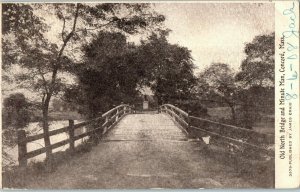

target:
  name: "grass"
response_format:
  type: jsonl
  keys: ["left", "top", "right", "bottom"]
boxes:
{"left": 2, "top": 138, "right": 95, "bottom": 189}
{"left": 252, "top": 123, "right": 274, "bottom": 134}
{"left": 188, "top": 107, "right": 275, "bottom": 188}
{"left": 207, "top": 107, "right": 274, "bottom": 134}
{"left": 198, "top": 144, "right": 274, "bottom": 188}
{"left": 207, "top": 107, "right": 232, "bottom": 119}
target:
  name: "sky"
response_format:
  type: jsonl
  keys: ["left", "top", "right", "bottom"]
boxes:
{"left": 153, "top": 3, "right": 274, "bottom": 73}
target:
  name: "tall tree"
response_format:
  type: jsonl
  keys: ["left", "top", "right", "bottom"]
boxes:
{"left": 2, "top": 3, "right": 165, "bottom": 158}
{"left": 137, "top": 31, "right": 197, "bottom": 105}
{"left": 65, "top": 32, "right": 144, "bottom": 117}
{"left": 197, "top": 63, "right": 237, "bottom": 122}
{"left": 234, "top": 33, "right": 275, "bottom": 128}
{"left": 235, "top": 32, "right": 275, "bottom": 87}
{"left": 2, "top": 93, "right": 31, "bottom": 130}
{"left": 66, "top": 30, "right": 198, "bottom": 116}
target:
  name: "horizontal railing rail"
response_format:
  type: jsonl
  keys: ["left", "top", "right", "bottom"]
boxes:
{"left": 160, "top": 104, "right": 190, "bottom": 134}
{"left": 160, "top": 104, "right": 274, "bottom": 158}
{"left": 17, "top": 104, "right": 132, "bottom": 167}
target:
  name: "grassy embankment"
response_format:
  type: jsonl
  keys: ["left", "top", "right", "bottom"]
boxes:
{"left": 207, "top": 107, "right": 274, "bottom": 135}
{"left": 2, "top": 110, "right": 88, "bottom": 187}
{"left": 2, "top": 138, "right": 96, "bottom": 188}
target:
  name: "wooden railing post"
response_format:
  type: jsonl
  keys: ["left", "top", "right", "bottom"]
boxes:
{"left": 187, "top": 110, "right": 191, "bottom": 133}
{"left": 68, "top": 120, "right": 75, "bottom": 153}
{"left": 17, "top": 130, "right": 27, "bottom": 167}
{"left": 116, "top": 108, "right": 119, "bottom": 122}
{"left": 96, "top": 113, "right": 103, "bottom": 138}
{"left": 103, "top": 115, "right": 109, "bottom": 134}
{"left": 171, "top": 108, "right": 175, "bottom": 119}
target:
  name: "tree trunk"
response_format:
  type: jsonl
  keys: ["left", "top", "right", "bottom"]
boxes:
{"left": 38, "top": 4, "right": 80, "bottom": 160}
{"left": 243, "top": 103, "right": 253, "bottom": 129}
{"left": 42, "top": 94, "right": 52, "bottom": 159}
{"left": 229, "top": 103, "right": 236, "bottom": 124}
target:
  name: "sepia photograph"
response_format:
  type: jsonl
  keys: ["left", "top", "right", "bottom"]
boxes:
{"left": 1, "top": 1, "right": 279, "bottom": 189}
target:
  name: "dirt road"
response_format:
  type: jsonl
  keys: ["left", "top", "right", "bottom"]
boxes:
{"left": 24, "top": 113, "right": 257, "bottom": 189}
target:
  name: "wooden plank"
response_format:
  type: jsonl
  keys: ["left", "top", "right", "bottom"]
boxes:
{"left": 49, "top": 126, "right": 70, "bottom": 136}
{"left": 17, "top": 130, "right": 27, "bottom": 167}
{"left": 102, "top": 121, "right": 109, "bottom": 128}
{"left": 164, "top": 109, "right": 188, "bottom": 126}
{"left": 107, "top": 119, "right": 118, "bottom": 130}
{"left": 26, "top": 139, "right": 70, "bottom": 159}
{"left": 25, "top": 106, "right": 127, "bottom": 145}
{"left": 73, "top": 127, "right": 102, "bottom": 141}
{"left": 73, "top": 117, "right": 104, "bottom": 129}
{"left": 162, "top": 104, "right": 188, "bottom": 117}
{"left": 69, "top": 120, "right": 75, "bottom": 153}
{"left": 110, "top": 112, "right": 118, "bottom": 121}
{"left": 189, "top": 115, "right": 274, "bottom": 144}
{"left": 102, "top": 113, "right": 127, "bottom": 134}
{"left": 24, "top": 106, "right": 129, "bottom": 160}
{"left": 73, "top": 126, "right": 104, "bottom": 141}
{"left": 26, "top": 126, "right": 104, "bottom": 159}
{"left": 102, "top": 118, "right": 114, "bottom": 127}
{"left": 26, "top": 133, "right": 44, "bottom": 143}
{"left": 102, "top": 110, "right": 124, "bottom": 127}
{"left": 26, "top": 116, "right": 104, "bottom": 143}
{"left": 190, "top": 115, "right": 267, "bottom": 134}
{"left": 111, "top": 110, "right": 124, "bottom": 121}
{"left": 102, "top": 105, "right": 124, "bottom": 117}
{"left": 26, "top": 126, "right": 70, "bottom": 143}
{"left": 74, "top": 121, "right": 90, "bottom": 129}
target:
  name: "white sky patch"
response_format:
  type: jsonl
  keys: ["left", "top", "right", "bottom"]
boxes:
{"left": 154, "top": 3, "right": 274, "bottom": 72}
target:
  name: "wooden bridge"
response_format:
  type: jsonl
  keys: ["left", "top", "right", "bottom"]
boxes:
{"left": 15, "top": 104, "right": 275, "bottom": 188}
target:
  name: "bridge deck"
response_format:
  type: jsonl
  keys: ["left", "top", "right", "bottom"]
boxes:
{"left": 25, "top": 113, "right": 256, "bottom": 189}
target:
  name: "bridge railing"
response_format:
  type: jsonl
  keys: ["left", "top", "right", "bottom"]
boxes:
{"left": 160, "top": 104, "right": 274, "bottom": 158}
{"left": 159, "top": 104, "right": 189, "bottom": 132}
{"left": 17, "top": 104, "right": 132, "bottom": 167}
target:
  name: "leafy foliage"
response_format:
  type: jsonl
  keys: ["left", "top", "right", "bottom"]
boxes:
{"left": 65, "top": 30, "right": 197, "bottom": 117}
{"left": 198, "top": 63, "right": 235, "bottom": 100}
{"left": 235, "top": 32, "right": 275, "bottom": 87}
{"left": 2, "top": 3, "right": 166, "bottom": 158}
{"left": 197, "top": 63, "right": 237, "bottom": 120}
{"left": 2, "top": 93, "right": 31, "bottom": 129}
{"left": 65, "top": 32, "right": 143, "bottom": 117}
{"left": 196, "top": 33, "right": 275, "bottom": 128}
{"left": 2, "top": 2, "right": 165, "bottom": 104}
{"left": 235, "top": 86, "right": 274, "bottom": 127}
{"left": 137, "top": 31, "right": 197, "bottom": 104}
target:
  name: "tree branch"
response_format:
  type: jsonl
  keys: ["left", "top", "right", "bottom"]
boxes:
{"left": 61, "top": 17, "right": 66, "bottom": 41}
{"left": 50, "top": 3, "right": 80, "bottom": 94}
{"left": 42, "top": 92, "right": 46, "bottom": 105}
{"left": 75, "top": 20, "right": 115, "bottom": 33}
{"left": 37, "top": 66, "right": 49, "bottom": 94}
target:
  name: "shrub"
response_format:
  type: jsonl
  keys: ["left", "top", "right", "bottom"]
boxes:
{"left": 2, "top": 93, "right": 31, "bottom": 129}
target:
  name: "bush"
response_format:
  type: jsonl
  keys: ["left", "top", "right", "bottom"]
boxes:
{"left": 2, "top": 93, "right": 31, "bottom": 129}
{"left": 173, "top": 100, "right": 208, "bottom": 117}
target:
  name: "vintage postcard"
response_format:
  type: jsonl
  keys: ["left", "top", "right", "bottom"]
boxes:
{"left": 1, "top": 0, "right": 299, "bottom": 189}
